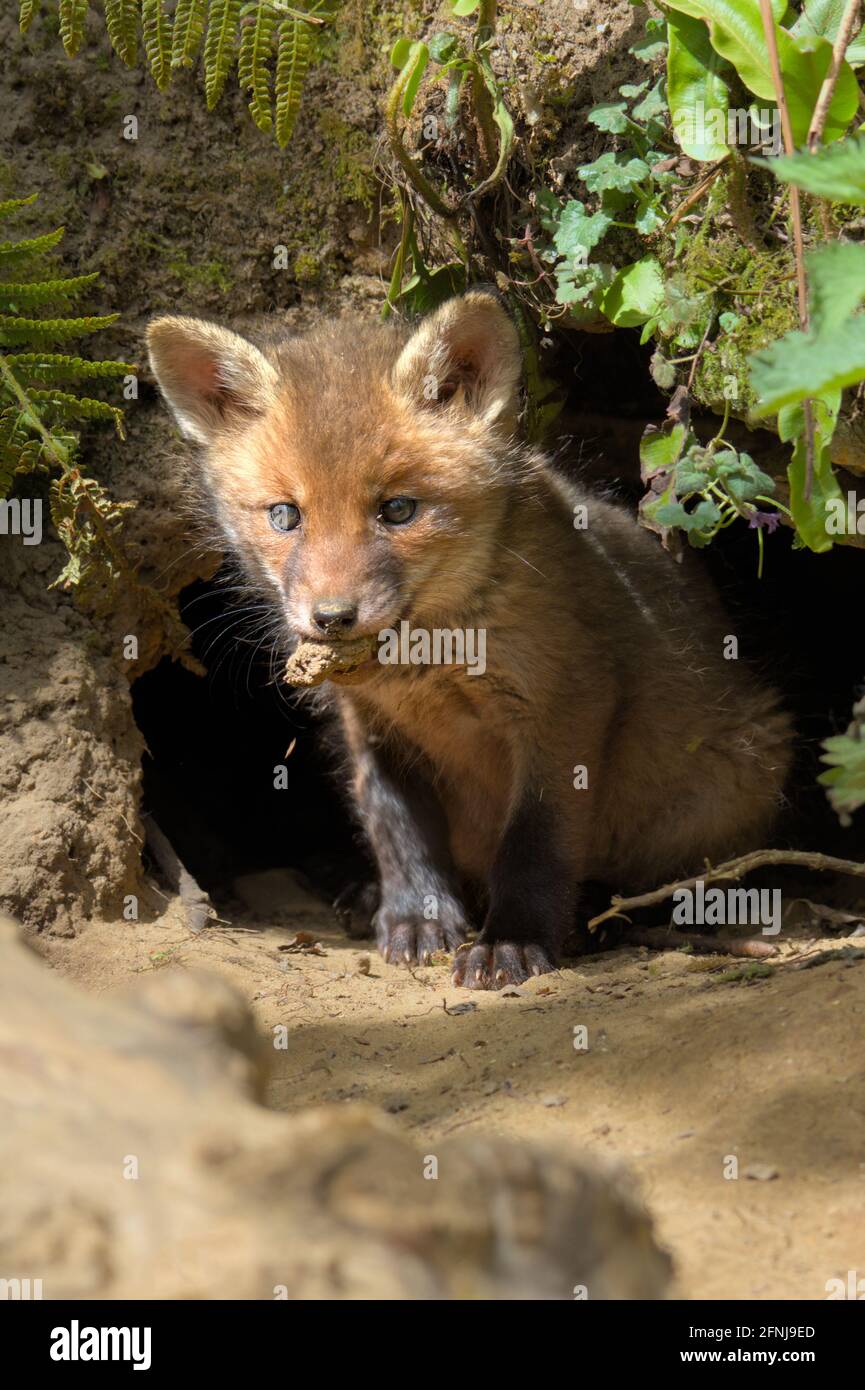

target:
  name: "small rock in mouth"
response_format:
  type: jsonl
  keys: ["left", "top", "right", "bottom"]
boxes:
{"left": 283, "top": 636, "right": 377, "bottom": 688}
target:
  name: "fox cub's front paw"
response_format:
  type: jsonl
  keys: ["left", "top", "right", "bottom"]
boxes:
{"left": 451, "top": 938, "right": 557, "bottom": 990}
{"left": 375, "top": 897, "right": 468, "bottom": 966}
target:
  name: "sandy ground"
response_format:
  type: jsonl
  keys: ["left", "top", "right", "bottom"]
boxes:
{"left": 45, "top": 885, "right": 865, "bottom": 1302}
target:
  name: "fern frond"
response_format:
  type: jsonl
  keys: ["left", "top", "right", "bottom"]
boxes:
{"left": 6, "top": 352, "right": 136, "bottom": 382}
{"left": 0, "top": 273, "right": 100, "bottom": 309}
{"left": 104, "top": 0, "right": 139, "bottom": 66}
{"left": 142, "top": 0, "right": 172, "bottom": 91}
{"left": 0, "top": 313, "right": 119, "bottom": 345}
{"left": 28, "top": 387, "right": 125, "bottom": 434}
{"left": 19, "top": 2, "right": 41, "bottom": 33}
{"left": 0, "top": 229, "right": 65, "bottom": 262}
{"left": 59, "top": 0, "right": 90, "bottom": 57}
{"left": 275, "top": 15, "right": 311, "bottom": 149}
{"left": 0, "top": 196, "right": 135, "bottom": 598}
{"left": 0, "top": 194, "right": 39, "bottom": 220}
{"left": 238, "top": 3, "right": 277, "bottom": 135}
{"left": 49, "top": 470, "right": 136, "bottom": 591}
{"left": 204, "top": 0, "right": 242, "bottom": 109}
{"left": 172, "top": 0, "right": 207, "bottom": 68}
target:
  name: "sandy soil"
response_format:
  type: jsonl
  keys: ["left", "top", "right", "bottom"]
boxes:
{"left": 45, "top": 890, "right": 865, "bottom": 1302}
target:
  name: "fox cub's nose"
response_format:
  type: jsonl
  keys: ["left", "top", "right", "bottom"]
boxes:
{"left": 311, "top": 598, "right": 358, "bottom": 636}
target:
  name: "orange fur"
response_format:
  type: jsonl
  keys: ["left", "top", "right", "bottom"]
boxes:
{"left": 148, "top": 293, "right": 793, "bottom": 988}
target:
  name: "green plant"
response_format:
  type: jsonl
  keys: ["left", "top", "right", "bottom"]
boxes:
{"left": 820, "top": 690, "right": 865, "bottom": 823}
{"left": 638, "top": 387, "right": 786, "bottom": 572}
{"left": 0, "top": 192, "right": 137, "bottom": 597}
{"left": 382, "top": 3, "right": 513, "bottom": 314}
{"left": 18, "top": 0, "right": 332, "bottom": 148}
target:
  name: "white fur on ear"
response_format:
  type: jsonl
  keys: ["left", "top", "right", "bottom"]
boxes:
{"left": 391, "top": 291, "right": 522, "bottom": 432}
{"left": 146, "top": 316, "right": 278, "bottom": 444}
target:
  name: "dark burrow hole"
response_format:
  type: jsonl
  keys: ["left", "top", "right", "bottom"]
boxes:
{"left": 131, "top": 576, "right": 371, "bottom": 913}
{"left": 130, "top": 331, "right": 865, "bottom": 927}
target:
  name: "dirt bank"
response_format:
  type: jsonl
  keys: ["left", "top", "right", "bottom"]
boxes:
{"left": 45, "top": 894, "right": 865, "bottom": 1300}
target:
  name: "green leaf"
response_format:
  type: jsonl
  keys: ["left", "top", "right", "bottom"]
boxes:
{"left": 553, "top": 200, "right": 613, "bottom": 258}
{"left": 620, "top": 81, "right": 650, "bottom": 98}
{"left": 0, "top": 312, "right": 119, "bottom": 345}
{"left": 59, "top": 0, "right": 89, "bottom": 58}
{"left": 655, "top": 496, "right": 722, "bottom": 538}
{"left": 601, "top": 257, "right": 665, "bottom": 327}
{"left": 105, "top": 0, "right": 138, "bottom": 66}
{"left": 142, "top": 0, "right": 172, "bottom": 93}
{"left": 750, "top": 244, "right": 865, "bottom": 413}
{"left": 0, "top": 272, "right": 99, "bottom": 307}
{"left": 237, "top": 1, "right": 278, "bottom": 134}
{"left": 820, "top": 694, "right": 865, "bottom": 818}
{"left": 634, "top": 195, "right": 663, "bottom": 233}
{"left": 632, "top": 77, "right": 668, "bottom": 123}
{"left": 640, "top": 420, "right": 688, "bottom": 473}
{"left": 807, "top": 241, "right": 865, "bottom": 334}
{"left": 713, "top": 448, "right": 776, "bottom": 502}
{"left": 663, "top": 0, "right": 858, "bottom": 144}
{"left": 758, "top": 134, "right": 865, "bottom": 205}
{"left": 784, "top": 31, "right": 860, "bottom": 143}
{"left": 786, "top": 394, "right": 844, "bottom": 552}
{"left": 204, "top": 0, "right": 242, "bottom": 110}
{"left": 752, "top": 320, "right": 865, "bottom": 413}
{"left": 398, "top": 42, "right": 430, "bottom": 118}
{"left": 0, "top": 228, "right": 64, "bottom": 260}
{"left": 429, "top": 32, "right": 459, "bottom": 64}
{"left": 667, "top": 9, "right": 732, "bottom": 161}
{"left": 275, "top": 17, "right": 311, "bottom": 149}
{"left": 555, "top": 262, "right": 615, "bottom": 314}
{"left": 452, "top": 0, "right": 480, "bottom": 14}
{"left": 172, "top": 0, "right": 207, "bottom": 69}
{"left": 577, "top": 152, "right": 650, "bottom": 194}
{"left": 471, "top": 50, "right": 514, "bottom": 199}
{"left": 397, "top": 262, "right": 465, "bottom": 315}
{"left": 5, "top": 353, "right": 136, "bottom": 383}
{"left": 792, "top": 0, "right": 865, "bottom": 65}
{"left": 588, "top": 101, "right": 631, "bottom": 134}
{"left": 0, "top": 194, "right": 39, "bottom": 220}
{"left": 19, "top": 1, "right": 40, "bottom": 34}
{"left": 630, "top": 17, "right": 668, "bottom": 62}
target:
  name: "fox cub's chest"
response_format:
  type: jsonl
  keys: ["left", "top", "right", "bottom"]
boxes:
{"left": 364, "top": 667, "right": 515, "bottom": 875}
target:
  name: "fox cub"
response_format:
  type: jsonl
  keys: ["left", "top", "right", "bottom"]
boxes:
{"left": 148, "top": 291, "right": 792, "bottom": 990}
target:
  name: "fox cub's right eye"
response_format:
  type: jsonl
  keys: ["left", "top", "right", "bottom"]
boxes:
{"left": 379, "top": 497, "right": 417, "bottom": 526}
{"left": 269, "top": 503, "right": 301, "bottom": 533}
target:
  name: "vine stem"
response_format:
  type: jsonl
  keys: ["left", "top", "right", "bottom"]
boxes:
{"left": 758, "top": 0, "right": 816, "bottom": 500}
{"left": 385, "top": 59, "right": 455, "bottom": 220}
{"left": 807, "top": 0, "right": 861, "bottom": 151}
{"left": 587, "top": 849, "right": 865, "bottom": 932}
{"left": 477, "top": 0, "right": 497, "bottom": 42}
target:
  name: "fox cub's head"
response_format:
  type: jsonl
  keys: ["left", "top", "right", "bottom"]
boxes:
{"left": 147, "top": 292, "right": 523, "bottom": 642}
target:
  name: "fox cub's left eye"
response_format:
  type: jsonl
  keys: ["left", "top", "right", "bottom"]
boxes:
{"left": 269, "top": 503, "right": 301, "bottom": 533}
{"left": 379, "top": 497, "right": 417, "bottom": 526}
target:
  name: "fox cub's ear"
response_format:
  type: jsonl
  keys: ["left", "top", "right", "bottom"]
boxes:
{"left": 147, "top": 317, "right": 278, "bottom": 445}
{"left": 391, "top": 291, "right": 522, "bottom": 432}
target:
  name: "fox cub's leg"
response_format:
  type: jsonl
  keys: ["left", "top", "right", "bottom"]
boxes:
{"left": 452, "top": 792, "right": 579, "bottom": 988}
{"left": 340, "top": 705, "right": 470, "bottom": 964}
